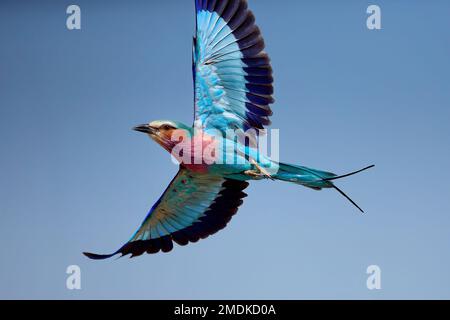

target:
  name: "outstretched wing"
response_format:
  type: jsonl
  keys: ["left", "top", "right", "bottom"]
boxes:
{"left": 193, "top": 0, "right": 274, "bottom": 132}
{"left": 84, "top": 168, "right": 248, "bottom": 259}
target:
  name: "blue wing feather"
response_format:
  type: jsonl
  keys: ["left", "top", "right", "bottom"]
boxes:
{"left": 193, "top": 0, "right": 274, "bottom": 132}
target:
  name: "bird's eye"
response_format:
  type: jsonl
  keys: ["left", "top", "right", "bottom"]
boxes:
{"left": 161, "top": 124, "right": 174, "bottom": 130}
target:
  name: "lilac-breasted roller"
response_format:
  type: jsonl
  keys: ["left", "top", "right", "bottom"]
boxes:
{"left": 84, "top": 0, "right": 373, "bottom": 259}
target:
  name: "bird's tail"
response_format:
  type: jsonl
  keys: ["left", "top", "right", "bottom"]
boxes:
{"left": 273, "top": 163, "right": 374, "bottom": 213}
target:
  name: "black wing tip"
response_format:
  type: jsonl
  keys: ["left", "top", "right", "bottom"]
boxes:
{"left": 83, "top": 251, "right": 118, "bottom": 260}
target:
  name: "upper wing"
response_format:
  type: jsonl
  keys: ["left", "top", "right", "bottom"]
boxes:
{"left": 193, "top": 0, "right": 274, "bottom": 132}
{"left": 83, "top": 168, "right": 248, "bottom": 259}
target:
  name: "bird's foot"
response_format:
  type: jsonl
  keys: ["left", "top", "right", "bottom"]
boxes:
{"left": 246, "top": 159, "right": 275, "bottom": 180}
{"left": 244, "top": 169, "right": 266, "bottom": 179}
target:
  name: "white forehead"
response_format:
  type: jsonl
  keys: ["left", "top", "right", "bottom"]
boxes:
{"left": 149, "top": 120, "right": 177, "bottom": 128}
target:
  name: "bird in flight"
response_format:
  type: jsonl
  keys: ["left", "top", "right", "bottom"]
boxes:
{"left": 84, "top": 0, "right": 373, "bottom": 259}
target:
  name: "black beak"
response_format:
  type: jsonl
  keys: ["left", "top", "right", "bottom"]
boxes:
{"left": 133, "top": 124, "right": 155, "bottom": 134}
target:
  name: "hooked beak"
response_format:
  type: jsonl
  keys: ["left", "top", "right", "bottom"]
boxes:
{"left": 133, "top": 124, "right": 156, "bottom": 134}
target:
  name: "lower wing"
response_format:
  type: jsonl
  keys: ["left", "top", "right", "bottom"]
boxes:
{"left": 84, "top": 168, "right": 249, "bottom": 259}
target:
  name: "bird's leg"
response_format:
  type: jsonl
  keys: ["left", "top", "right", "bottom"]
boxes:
{"left": 244, "top": 169, "right": 265, "bottom": 179}
{"left": 245, "top": 158, "right": 274, "bottom": 180}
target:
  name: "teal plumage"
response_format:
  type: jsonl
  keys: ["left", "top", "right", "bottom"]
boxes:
{"left": 84, "top": 0, "right": 373, "bottom": 260}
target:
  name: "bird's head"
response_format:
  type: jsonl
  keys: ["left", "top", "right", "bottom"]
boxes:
{"left": 133, "top": 120, "right": 191, "bottom": 151}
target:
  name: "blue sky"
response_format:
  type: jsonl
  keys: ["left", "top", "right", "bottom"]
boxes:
{"left": 1, "top": 0, "right": 450, "bottom": 299}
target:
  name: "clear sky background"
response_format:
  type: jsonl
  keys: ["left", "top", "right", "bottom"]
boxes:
{"left": 1, "top": 0, "right": 450, "bottom": 299}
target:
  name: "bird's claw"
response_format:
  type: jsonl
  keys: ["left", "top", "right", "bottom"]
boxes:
{"left": 246, "top": 159, "right": 275, "bottom": 180}
{"left": 244, "top": 169, "right": 265, "bottom": 179}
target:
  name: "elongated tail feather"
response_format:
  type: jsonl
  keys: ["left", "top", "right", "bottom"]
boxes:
{"left": 273, "top": 163, "right": 374, "bottom": 213}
